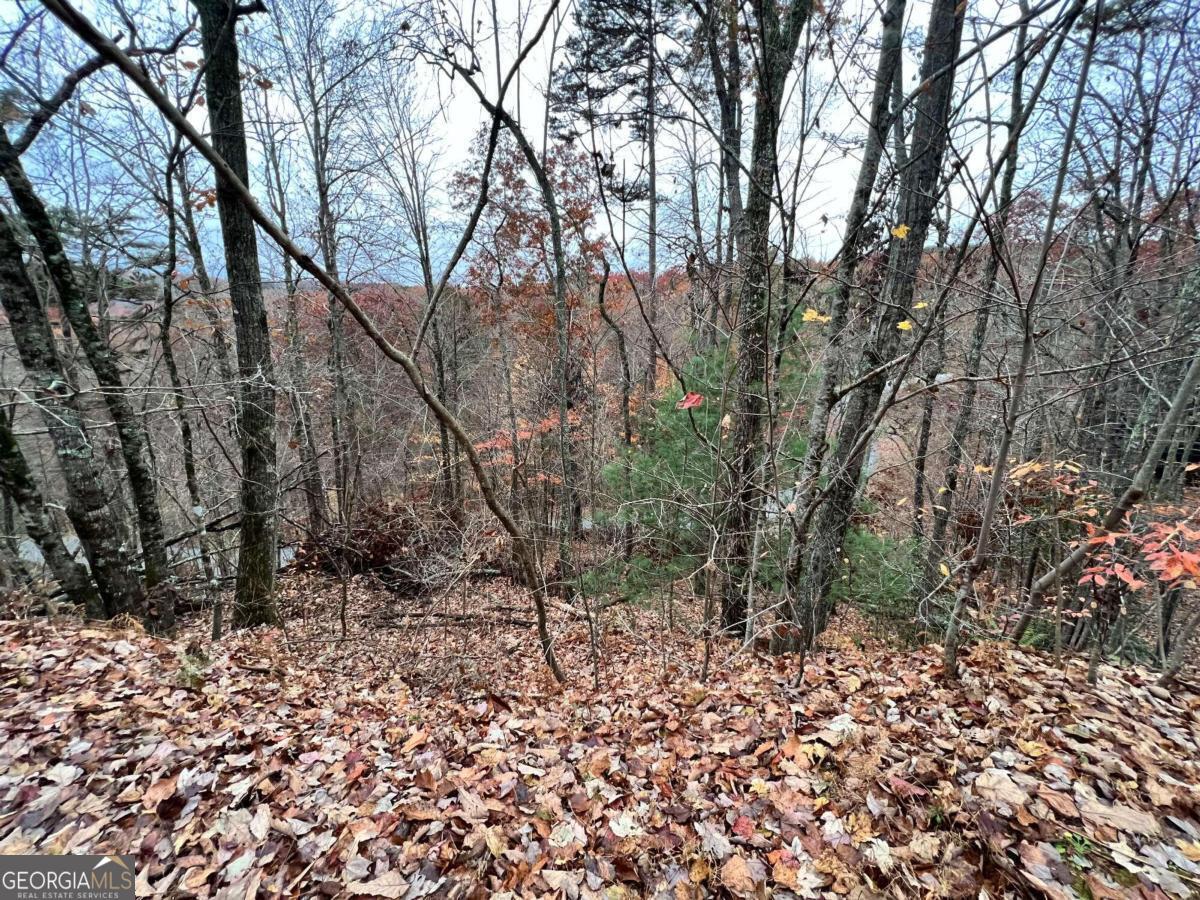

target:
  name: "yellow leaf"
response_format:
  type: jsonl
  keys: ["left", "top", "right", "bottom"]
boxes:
{"left": 484, "top": 826, "right": 506, "bottom": 858}
{"left": 891, "top": 223, "right": 910, "bottom": 239}
{"left": 1178, "top": 841, "right": 1200, "bottom": 862}
{"left": 913, "top": 301, "right": 928, "bottom": 309}
{"left": 803, "top": 743, "right": 829, "bottom": 764}
{"left": 802, "top": 307, "right": 831, "bottom": 324}
{"left": 1009, "top": 460, "right": 1045, "bottom": 480}
{"left": 939, "top": 563, "right": 951, "bottom": 578}
{"left": 974, "top": 464, "right": 992, "bottom": 474}
{"left": 897, "top": 320, "right": 914, "bottom": 331}
{"left": 937, "top": 486, "right": 949, "bottom": 494}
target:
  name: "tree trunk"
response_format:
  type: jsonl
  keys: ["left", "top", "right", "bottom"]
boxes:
{"left": 911, "top": 318, "right": 943, "bottom": 539}
{"left": 645, "top": 39, "right": 658, "bottom": 388}
{"left": 781, "top": 0, "right": 905, "bottom": 637}
{"left": 464, "top": 83, "right": 581, "bottom": 590}
{"left": 597, "top": 261, "right": 635, "bottom": 559}
{"left": 256, "top": 100, "right": 328, "bottom": 537}
{"left": 703, "top": 0, "right": 744, "bottom": 262}
{"left": 193, "top": 0, "right": 279, "bottom": 628}
{"left": 0, "top": 133, "right": 172, "bottom": 628}
{"left": 320, "top": 201, "right": 356, "bottom": 529}
{"left": 430, "top": 318, "right": 461, "bottom": 518}
{"left": 0, "top": 211, "right": 144, "bottom": 617}
{"left": 719, "top": 0, "right": 813, "bottom": 632}
{"left": 0, "top": 415, "right": 102, "bottom": 615}
{"left": 1160, "top": 604, "right": 1200, "bottom": 686}
{"left": 175, "top": 159, "right": 236, "bottom": 388}
{"left": 161, "top": 165, "right": 225, "bottom": 633}
{"left": 284, "top": 280, "right": 328, "bottom": 537}
{"left": 800, "top": 0, "right": 963, "bottom": 639}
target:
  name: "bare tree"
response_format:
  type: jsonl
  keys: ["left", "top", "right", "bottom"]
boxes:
{"left": 192, "top": 0, "right": 279, "bottom": 627}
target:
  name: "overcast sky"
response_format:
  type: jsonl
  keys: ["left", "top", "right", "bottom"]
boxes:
{"left": 2, "top": 0, "right": 1069, "bottom": 286}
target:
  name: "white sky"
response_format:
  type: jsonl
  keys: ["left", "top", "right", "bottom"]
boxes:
{"left": 2, "top": 0, "right": 1062, "bottom": 283}
{"left": 404, "top": 0, "right": 1041, "bottom": 270}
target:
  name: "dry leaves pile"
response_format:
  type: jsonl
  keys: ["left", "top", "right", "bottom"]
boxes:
{"left": 1, "top": 578, "right": 1199, "bottom": 899}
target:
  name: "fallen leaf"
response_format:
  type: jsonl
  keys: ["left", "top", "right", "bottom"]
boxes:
{"left": 142, "top": 773, "right": 179, "bottom": 809}
{"left": 346, "top": 870, "right": 409, "bottom": 898}
{"left": 975, "top": 768, "right": 1028, "bottom": 810}
{"left": 1019, "top": 841, "right": 1075, "bottom": 900}
{"left": 457, "top": 789, "right": 488, "bottom": 823}
{"left": 721, "top": 854, "right": 766, "bottom": 897}
{"left": 1078, "top": 796, "right": 1161, "bottom": 837}
{"left": 696, "top": 820, "right": 733, "bottom": 860}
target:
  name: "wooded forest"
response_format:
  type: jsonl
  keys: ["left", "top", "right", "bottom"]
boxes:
{"left": 0, "top": 0, "right": 1199, "bottom": 896}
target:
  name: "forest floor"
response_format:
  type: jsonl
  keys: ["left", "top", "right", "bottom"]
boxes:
{"left": 1, "top": 575, "right": 1199, "bottom": 899}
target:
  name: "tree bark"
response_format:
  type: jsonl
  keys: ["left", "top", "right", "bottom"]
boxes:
{"left": 0, "top": 211, "right": 144, "bottom": 617}
{"left": 719, "top": 0, "right": 813, "bottom": 632}
{"left": 911, "top": 308, "right": 944, "bottom": 540}
{"left": 800, "top": 0, "right": 963, "bottom": 640}
{"left": 0, "top": 132, "right": 172, "bottom": 628}
{"left": 1160, "top": 604, "right": 1200, "bottom": 686}
{"left": 645, "top": 32, "right": 658, "bottom": 388}
{"left": 193, "top": 0, "right": 279, "bottom": 628}
{"left": 700, "top": 0, "right": 744, "bottom": 262}
{"left": 0, "top": 415, "right": 102, "bottom": 615}
{"left": 781, "top": 0, "right": 906, "bottom": 639}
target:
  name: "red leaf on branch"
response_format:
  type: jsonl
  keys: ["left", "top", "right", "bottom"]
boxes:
{"left": 676, "top": 392, "right": 705, "bottom": 410}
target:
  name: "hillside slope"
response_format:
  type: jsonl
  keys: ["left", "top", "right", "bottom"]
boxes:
{"left": 1, "top": 596, "right": 1198, "bottom": 898}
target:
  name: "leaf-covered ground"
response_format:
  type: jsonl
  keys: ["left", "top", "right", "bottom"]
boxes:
{"left": 1, "top": 577, "right": 1199, "bottom": 899}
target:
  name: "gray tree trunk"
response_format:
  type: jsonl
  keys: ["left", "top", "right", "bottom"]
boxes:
{"left": 801, "top": 0, "right": 964, "bottom": 638}
{"left": 0, "top": 415, "right": 102, "bottom": 615}
{"left": 0, "top": 211, "right": 144, "bottom": 617}
{"left": 0, "top": 133, "right": 172, "bottom": 628}
{"left": 174, "top": 159, "right": 237, "bottom": 388}
{"left": 781, "top": 0, "right": 905, "bottom": 640}
{"left": 193, "top": 0, "right": 279, "bottom": 628}
{"left": 718, "top": 0, "right": 814, "bottom": 632}
{"left": 645, "top": 37, "right": 658, "bottom": 387}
